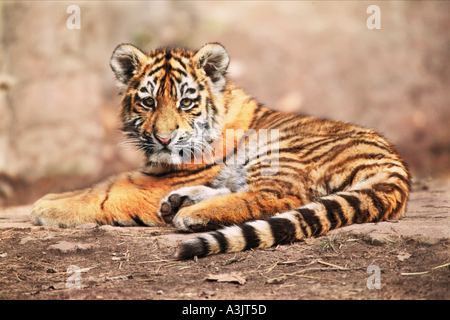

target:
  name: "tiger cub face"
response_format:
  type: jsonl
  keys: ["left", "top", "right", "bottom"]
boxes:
{"left": 110, "top": 43, "right": 230, "bottom": 165}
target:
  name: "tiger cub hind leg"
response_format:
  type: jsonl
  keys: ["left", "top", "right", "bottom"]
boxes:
{"left": 175, "top": 168, "right": 411, "bottom": 259}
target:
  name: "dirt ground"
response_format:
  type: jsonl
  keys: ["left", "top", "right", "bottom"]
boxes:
{"left": 0, "top": 180, "right": 449, "bottom": 300}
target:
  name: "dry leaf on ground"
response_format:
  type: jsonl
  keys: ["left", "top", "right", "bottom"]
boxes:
{"left": 205, "top": 272, "right": 246, "bottom": 285}
{"left": 397, "top": 252, "right": 412, "bottom": 261}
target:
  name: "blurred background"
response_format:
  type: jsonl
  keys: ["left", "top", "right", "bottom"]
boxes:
{"left": 0, "top": 1, "right": 449, "bottom": 207}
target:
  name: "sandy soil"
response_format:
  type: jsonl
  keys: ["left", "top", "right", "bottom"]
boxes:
{"left": 0, "top": 180, "right": 449, "bottom": 300}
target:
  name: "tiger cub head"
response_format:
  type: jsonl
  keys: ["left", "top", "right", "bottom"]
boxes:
{"left": 110, "top": 43, "right": 230, "bottom": 165}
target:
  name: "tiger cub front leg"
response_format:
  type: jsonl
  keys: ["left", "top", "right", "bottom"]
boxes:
{"left": 159, "top": 188, "right": 302, "bottom": 232}
{"left": 158, "top": 186, "right": 232, "bottom": 224}
{"left": 31, "top": 171, "right": 173, "bottom": 228}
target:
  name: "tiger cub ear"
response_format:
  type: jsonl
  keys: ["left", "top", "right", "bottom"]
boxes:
{"left": 110, "top": 44, "right": 147, "bottom": 93}
{"left": 193, "top": 43, "right": 230, "bottom": 95}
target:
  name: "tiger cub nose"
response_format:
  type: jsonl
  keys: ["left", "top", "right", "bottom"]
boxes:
{"left": 155, "top": 135, "right": 172, "bottom": 146}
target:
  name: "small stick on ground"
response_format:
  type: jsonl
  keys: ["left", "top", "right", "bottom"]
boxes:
{"left": 317, "top": 260, "right": 344, "bottom": 269}
{"left": 401, "top": 271, "right": 429, "bottom": 276}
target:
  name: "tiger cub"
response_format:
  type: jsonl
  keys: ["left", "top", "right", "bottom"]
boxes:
{"left": 31, "top": 43, "right": 411, "bottom": 260}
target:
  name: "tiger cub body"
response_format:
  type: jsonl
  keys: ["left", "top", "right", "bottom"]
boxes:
{"left": 31, "top": 43, "right": 411, "bottom": 259}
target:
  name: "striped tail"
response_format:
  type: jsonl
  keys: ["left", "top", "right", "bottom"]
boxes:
{"left": 175, "top": 172, "right": 411, "bottom": 260}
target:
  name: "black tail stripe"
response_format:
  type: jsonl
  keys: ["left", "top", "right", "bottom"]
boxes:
{"left": 176, "top": 237, "right": 209, "bottom": 260}
{"left": 338, "top": 194, "right": 361, "bottom": 224}
{"left": 268, "top": 217, "right": 297, "bottom": 244}
{"left": 293, "top": 211, "right": 311, "bottom": 238}
{"left": 197, "top": 236, "right": 210, "bottom": 257}
{"left": 211, "top": 231, "right": 228, "bottom": 253}
{"left": 295, "top": 207, "right": 323, "bottom": 237}
{"left": 239, "top": 224, "right": 261, "bottom": 250}
{"left": 320, "top": 199, "right": 346, "bottom": 228}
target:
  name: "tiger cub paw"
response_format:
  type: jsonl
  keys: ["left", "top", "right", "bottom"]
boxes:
{"left": 30, "top": 190, "right": 87, "bottom": 227}
{"left": 158, "top": 193, "right": 196, "bottom": 224}
{"left": 158, "top": 186, "right": 231, "bottom": 225}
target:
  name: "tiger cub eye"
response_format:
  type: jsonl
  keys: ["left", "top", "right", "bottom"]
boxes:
{"left": 180, "top": 98, "right": 192, "bottom": 107}
{"left": 142, "top": 97, "right": 155, "bottom": 109}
